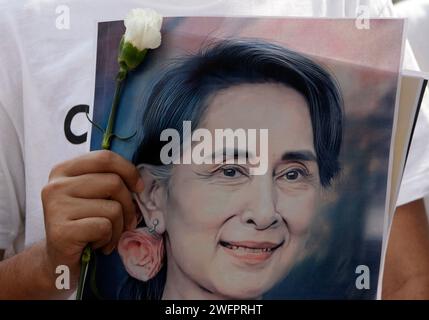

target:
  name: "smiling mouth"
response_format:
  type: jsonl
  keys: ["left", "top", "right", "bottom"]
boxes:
{"left": 219, "top": 241, "right": 284, "bottom": 254}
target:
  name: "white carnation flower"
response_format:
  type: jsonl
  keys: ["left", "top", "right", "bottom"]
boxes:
{"left": 124, "top": 8, "right": 163, "bottom": 50}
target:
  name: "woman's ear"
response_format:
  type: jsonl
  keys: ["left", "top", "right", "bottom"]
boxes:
{"left": 134, "top": 164, "right": 166, "bottom": 234}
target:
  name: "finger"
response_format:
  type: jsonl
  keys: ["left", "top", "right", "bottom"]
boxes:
{"left": 64, "top": 198, "right": 128, "bottom": 253}
{"left": 49, "top": 150, "right": 144, "bottom": 193}
{"left": 64, "top": 217, "right": 113, "bottom": 253}
{"left": 58, "top": 173, "right": 138, "bottom": 230}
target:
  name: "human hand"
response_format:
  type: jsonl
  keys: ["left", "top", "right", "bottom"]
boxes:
{"left": 41, "top": 150, "right": 144, "bottom": 284}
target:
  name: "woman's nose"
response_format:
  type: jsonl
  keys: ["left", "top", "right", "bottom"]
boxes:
{"left": 240, "top": 180, "right": 280, "bottom": 230}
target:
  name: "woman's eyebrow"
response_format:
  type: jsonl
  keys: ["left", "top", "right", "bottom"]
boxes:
{"left": 281, "top": 150, "right": 317, "bottom": 162}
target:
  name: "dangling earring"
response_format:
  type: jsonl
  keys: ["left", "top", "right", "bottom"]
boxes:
{"left": 118, "top": 218, "right": 165, "bottom": 282}
{"left": 148, "top": 218, "right": 159, "bottom": 234}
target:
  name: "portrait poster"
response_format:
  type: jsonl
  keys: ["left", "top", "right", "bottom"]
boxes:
{"left": 84, "top": 17, "right": 405, "bottom": 300}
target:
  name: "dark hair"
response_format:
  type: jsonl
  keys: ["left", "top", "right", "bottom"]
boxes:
{"left": 121, "top": 38, "right": 343, "bottom": 299}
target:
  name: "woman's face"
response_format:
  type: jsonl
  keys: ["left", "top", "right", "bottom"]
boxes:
{"left": 162, "top": 83, "right": 321, "bottom": 299}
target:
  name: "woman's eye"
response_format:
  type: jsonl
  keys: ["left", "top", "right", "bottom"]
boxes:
{"left": 283, "top": 169, "right": 304, "bottom": 181}
{"left": 222, "top": 168, "right": 240, "bottom": 177}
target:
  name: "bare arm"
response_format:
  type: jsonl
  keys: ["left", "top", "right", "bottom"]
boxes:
{"left": 382, "top": 199, "right": 429, "bottom": 299}
{"left": 0, "top": 241, "right": 66, "bottom": 299}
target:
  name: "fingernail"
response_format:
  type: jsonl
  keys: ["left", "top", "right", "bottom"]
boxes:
{"left": 135, "top": 178, "right": 144, "bottom": 192}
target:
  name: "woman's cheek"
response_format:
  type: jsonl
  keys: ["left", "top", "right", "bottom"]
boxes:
{"left": 277, "top": 187, "right": 318, "bottom": 235}
{"left": 163, "top": 182, "right": 243, "bottom": 280}
{"left": 166, "top": 179, "right": 236, "bottom": 236}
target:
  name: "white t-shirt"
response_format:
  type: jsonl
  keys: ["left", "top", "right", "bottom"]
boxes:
{"left": 394, "top": 0, "right": 429, "bottom": 207}
{"left": 395, "top": 0, "right": 429, "bottom": 72}
{"left": 0, "top": 0, "right": 421, "bottom": 256}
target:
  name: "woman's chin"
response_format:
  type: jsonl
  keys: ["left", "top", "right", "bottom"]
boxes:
{"left": 203, "top": 248, "right": 287, "bottom": 299}
{"left": 208, "top": 275, "right": 276, "bottom": 300}
{"left": 213, "top": 285, "right": 267, "bottom": 300}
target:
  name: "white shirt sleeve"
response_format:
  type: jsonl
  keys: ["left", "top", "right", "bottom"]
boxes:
{"left": 0, "top": 7, "right": 25, "bottom": 252}
{"left": 397, "top": 93, "right": 429, "bottom": 206}
{"left": 0, "top": 103, "right": 25, "bottom": 251}
{"left": 393, "top": 0, "right": 429, "bottom": 206}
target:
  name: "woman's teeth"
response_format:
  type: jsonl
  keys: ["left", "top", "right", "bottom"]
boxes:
{"left": 223, "top": 243, "right": 273, "bottom": 252}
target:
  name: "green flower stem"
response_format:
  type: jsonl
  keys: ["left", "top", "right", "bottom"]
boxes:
{"left": 76, "top": 69, "right": 128, "bottom": 300}
{"left": 76, "top": 246, "right": 91, "bottom": 300}
{"left": 101, "top": 75, "right": 126, "bottom": 150}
